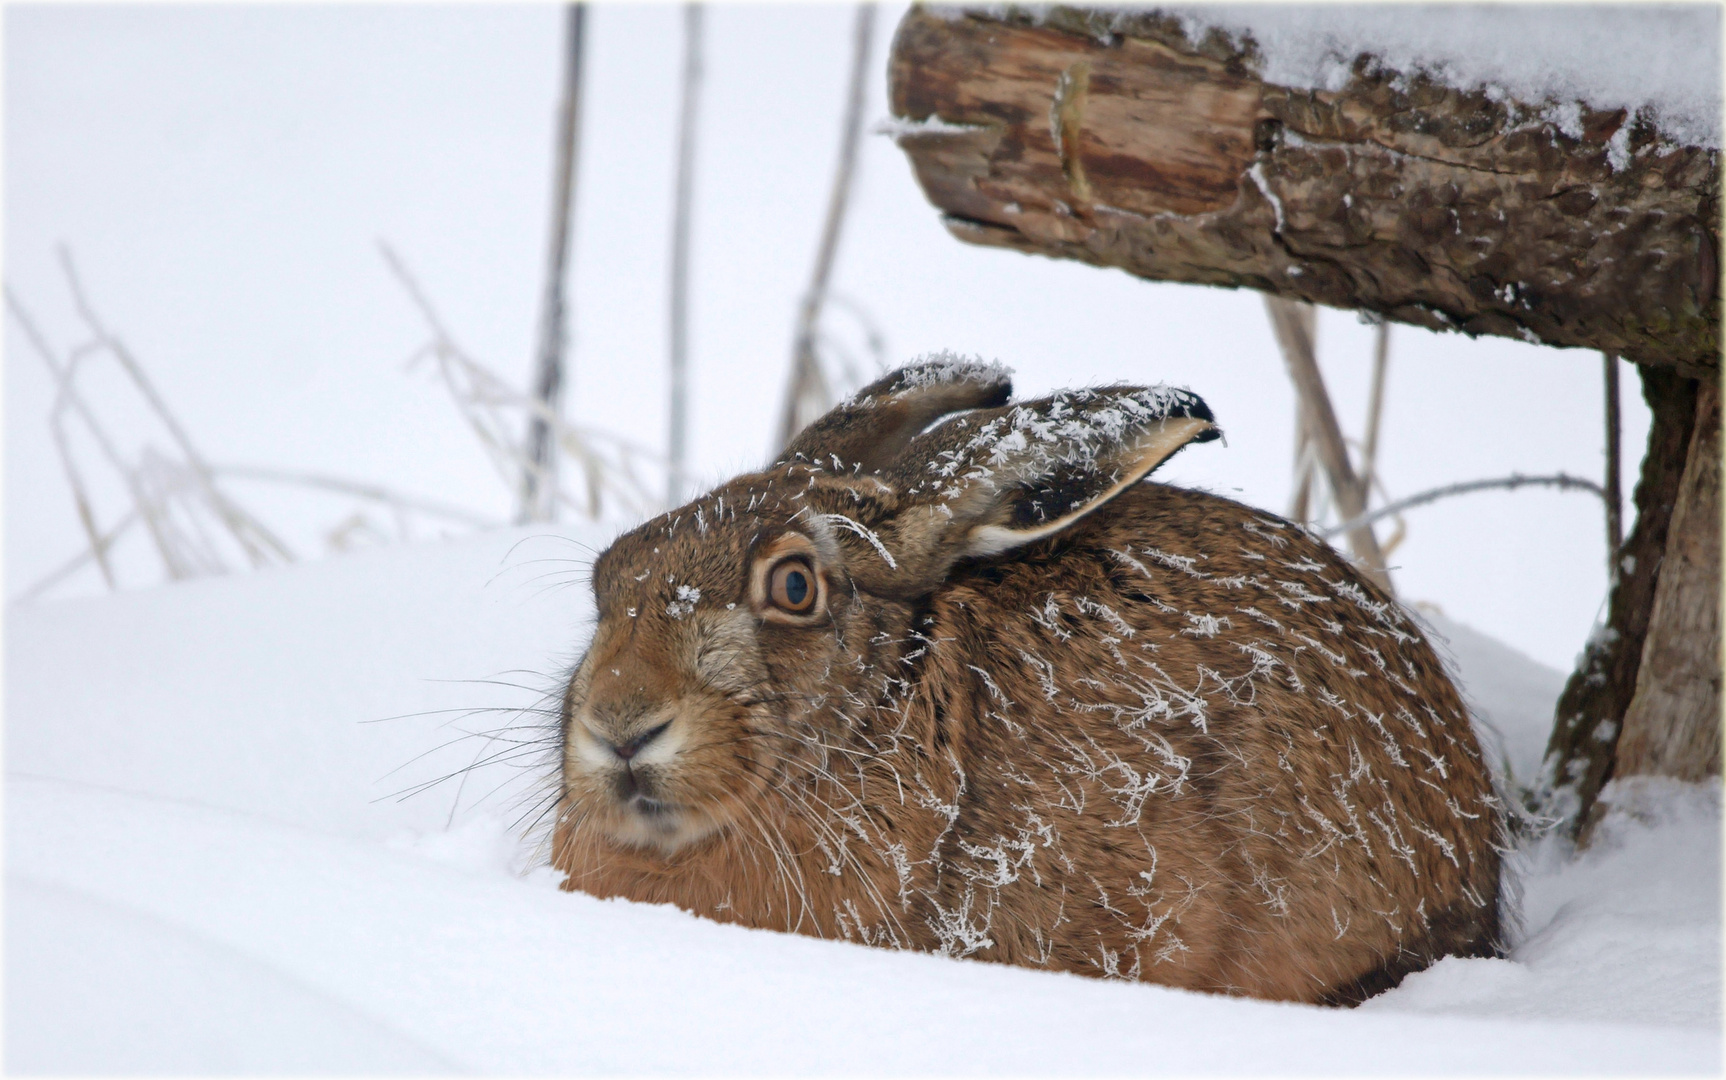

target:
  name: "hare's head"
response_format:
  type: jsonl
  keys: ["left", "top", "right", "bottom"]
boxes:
{"left": 559, "top": 357, "right": 1218, "bottom": 854}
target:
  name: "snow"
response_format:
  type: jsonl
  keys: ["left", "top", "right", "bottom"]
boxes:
{"left": 666, "top": 582, "right": 701, "bottom": 619}
{"left": 875, "top": 114, "right": 991, "bottom": 140}
{"left": 8, "top": 525, "right": 1719, "bottom": 1072}
{"left": 6, "top": 14, "right": 1712, "bottom": 1065}
{"left": 9, "top": 878, "right": 454, "bottom": 1074}
{"left": 1169, "top": 4, "right": 1723, "bottom": 148}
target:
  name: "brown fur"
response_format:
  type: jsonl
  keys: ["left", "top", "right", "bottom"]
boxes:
{"left": 550, "top": 363, "right": 1502, "bottom": 1005}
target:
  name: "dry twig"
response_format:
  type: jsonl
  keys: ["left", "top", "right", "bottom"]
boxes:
{"left": 1320, "top": 472, "right": 1607, "bottom": 541}
{"left": 522, "top": 3, "right": 589, "bottom": 524}
{"left": 8, "top": 257, "right": 298, "bottom": 595}
{"left": 1265, "top": 296, "right": 1392, "bottom": 593}
{"left": 777, "top": 3, "right": 877, "bottom": 452}
{"left": 1603, "top": 353, "right": 1624, "bottom": 570}
{"left": 380, "top": 242, "right": 662, "bottom": 524}
{"left": 667, "top": 2, "right": 704, "bottom": 504}
{"left": 10, "top": 247, "right": 579, "bottom": 602}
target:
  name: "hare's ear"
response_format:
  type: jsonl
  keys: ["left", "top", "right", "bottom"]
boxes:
{"left": 776, "top": 354, "right": 1012, "bottom": 473}
{"left": 880, "top": 385, "right": 1217, "bottom": 576}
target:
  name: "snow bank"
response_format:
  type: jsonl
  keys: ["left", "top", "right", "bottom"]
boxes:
{"left": 7, "top": 527, "right": 1720, "bottom": 1072}
{"left": 1170, "top": 4, "right": 1723, "bottom": 148}
{"left": 1367, "top": 777, "right": 1721, "bottom": 1030}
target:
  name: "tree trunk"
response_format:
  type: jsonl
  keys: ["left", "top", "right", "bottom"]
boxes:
{"left": 1538, "top": 368, "right": 1702, "bottom": 828}
{"left": 888, "top": 6, "right": 1723, "bottom": 818}
{"left": 1615, "top": 381, "right": 1722, "bottom": 780}
{"left": 887, "top": 7, "right": 1719, "bottom": 372}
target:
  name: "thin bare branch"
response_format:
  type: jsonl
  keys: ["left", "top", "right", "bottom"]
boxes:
{"left": 57, "top": 247, "right": 296, "bottom": 568}
{"left": 380, "top": 241, "right": 662, "bottom": 523}
{"left": 1361, "top": 320, "right": 1390, "bottom": 495}
{"left": 522, "top": 3, "right": 589, "bottom": 524}
{"left": 1284, "top": 302, "right": 1318, "bottom": 525}
{"left": 50, "top": 411, "right": 118, "bottom": 589}
{"left": 1265, "top": 295, "right": 1392, "bottom": 593}
{"left": 1603, "top": 353, "right": 1624, "bottom": 571}
{"left": 777, "top": 2, "right": 876, "bottom": 452}
{"left": 667, "top": 1, "right": 704, "bottom": 506}
{"left": 15, "top": 509, "right": 145, "bottom": 603}
{"left": 8, "top": 286, "right": 177, "bottom": 582}
{"left": 1320, "top": 472, "right": 1607, "bottom": 541}
{"left": 214, "top": 465, "right": 497, "bottom": 528}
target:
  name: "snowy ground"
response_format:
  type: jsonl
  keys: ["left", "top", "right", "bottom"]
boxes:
{"left": 7, "top": 525, "right": 1720, "bottom": 1074}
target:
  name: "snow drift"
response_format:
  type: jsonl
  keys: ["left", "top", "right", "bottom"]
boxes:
{"left": 7, "top": 524, "right": 1719, "bottom": 1073}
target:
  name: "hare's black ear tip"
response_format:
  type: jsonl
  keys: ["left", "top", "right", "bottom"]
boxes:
{"left": 1167, "top": 388, "right": 1217, "bottom": 430}
{"left": 1168, "top": 390, "right": 1221, "bottom": 443}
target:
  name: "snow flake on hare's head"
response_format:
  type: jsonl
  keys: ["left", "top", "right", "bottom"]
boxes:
{"left": 666, "top": 584, "right": 701, "bottom": 619}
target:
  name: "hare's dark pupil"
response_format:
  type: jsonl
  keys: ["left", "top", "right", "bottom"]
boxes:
{"left": 785, "top": 570, "right": 809, "bottom": 605}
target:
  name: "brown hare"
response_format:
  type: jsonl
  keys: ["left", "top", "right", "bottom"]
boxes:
{"left": 550, "top": 357, "right": 1503, "bottom": 1005}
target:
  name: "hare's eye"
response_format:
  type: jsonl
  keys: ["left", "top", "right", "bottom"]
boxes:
{"left": 769, "top": 559, "right": 817, "bottom": 614}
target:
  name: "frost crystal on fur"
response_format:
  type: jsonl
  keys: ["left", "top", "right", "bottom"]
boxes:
{"left": 915, "top": 385, "right": 1209, "bottom": 498}
{"left": 842, "top": 350, "right": 1012, "bottom": 408}
{"left": 552, "top": 365, "right": 1503, "bottom": 1008}
{"left": 665, "top": 584, "right": 700, "bottom": 619}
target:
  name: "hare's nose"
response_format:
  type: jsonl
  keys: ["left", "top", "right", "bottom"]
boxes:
{"left": 609, "top": 720, "right": 671, "bottom": 762}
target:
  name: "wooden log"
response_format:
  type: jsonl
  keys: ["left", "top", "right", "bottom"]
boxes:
{"left": 888, "top": 6, "right": 1720, "bottom": 371}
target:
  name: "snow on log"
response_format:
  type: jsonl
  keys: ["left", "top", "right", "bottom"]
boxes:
{"left": 887, "top": 6, "right": 1720, "bottom": 371}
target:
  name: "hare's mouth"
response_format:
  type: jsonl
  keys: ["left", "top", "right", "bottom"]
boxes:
{"left": 612, "top": 773, "right": 681, "bottom": 823}
{"left": 601, "top": 785, "right": 719, "bottom": 853}
{"left": 626, "top": 793, "right": 674, "bottom": 818}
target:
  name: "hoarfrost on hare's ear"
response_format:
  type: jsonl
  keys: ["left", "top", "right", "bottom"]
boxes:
{"left": 871, "top": 379, "right": 1220, "bottom": 574}
{"left": 553, "top": 359, "right": 1505, "bottom": 1009}
{"left": 777, "top": 352, "right": 1014, "bottom": 475}
{"left": 846, "top": 350, "right": 1012, "bottom": 404}
{"left": 915, "top": 383, "right": 1218, "bottom": 489}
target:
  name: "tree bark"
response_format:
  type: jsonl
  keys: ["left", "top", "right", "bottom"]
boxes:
{"left": 1537, "top": 367, "right": 1704, "bottom": 828}
{"left": 887, "top": 6, "right": 1719, "bottom": 372}
{"left": 1616, "top": 381, "right": 1722, "bottom": 781}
